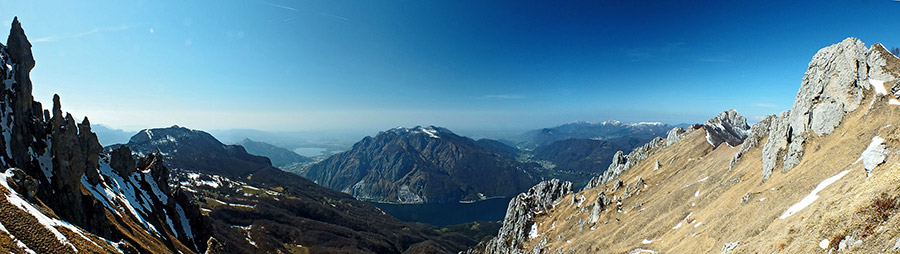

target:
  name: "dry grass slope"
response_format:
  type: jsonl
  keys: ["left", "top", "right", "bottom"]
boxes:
{"left": 518, "top": 63, "right": 900, "bottom": 253}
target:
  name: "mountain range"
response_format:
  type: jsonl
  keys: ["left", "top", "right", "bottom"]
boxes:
{"left": 0, "top": 18, "right": 499, "bottom": 254}
{"left": 304, "top": 126, "right": 540, "bottom": 204}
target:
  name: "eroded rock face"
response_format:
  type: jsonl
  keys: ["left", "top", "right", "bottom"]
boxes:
{"left": 760, "top": 38, "right": 900, "bottom": 180}
{"left": 729, "top": 114, "right": 774, "bottom": 172}
{"left": 474, "top": 179, "right": 573, "bottom": 254}
{"left": 110, "top": 146, "right": 137, "bottom": 176}
{"left": 791, "top": 38, "right": 868, "bottom": 137}
{"left": 0, "top": 17, "right": 203, "bottom": 253}
{"left": 702, "top": 109, "right": 750, "bottom": 148}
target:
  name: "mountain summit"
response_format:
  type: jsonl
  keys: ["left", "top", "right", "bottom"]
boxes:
{"left": 304, "top": 126, "right": 539, "bottom": 204}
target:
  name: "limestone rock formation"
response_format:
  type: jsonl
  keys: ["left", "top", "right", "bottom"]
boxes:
{"left": 702, "top": 109, "right": 750, "bottom": 148}
{"left": 761, "top": 38, "right": 900, "bottom": 179}
{"left": 0, "top": 17, "right": 203, "bottom": 253}
{"left": 472, "top": 179, "right": 573, "bottom": 254}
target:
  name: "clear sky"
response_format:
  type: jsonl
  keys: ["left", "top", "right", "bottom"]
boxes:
{"left": 1, "top": 1, "right": 899, "bottom": 132}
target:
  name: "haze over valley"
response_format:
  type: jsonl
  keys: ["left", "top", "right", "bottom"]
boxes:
{"left": 0, "top": 1, "right": 900, "bottom": 254}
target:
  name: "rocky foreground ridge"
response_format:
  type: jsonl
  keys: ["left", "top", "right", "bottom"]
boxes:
{"left": 469, "top": 38, "right": 900, "bottom": 253}
{"left": 0, "top": 18, "right": 203, "bottom": 253}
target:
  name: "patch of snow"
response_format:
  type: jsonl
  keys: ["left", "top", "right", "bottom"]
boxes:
{"left": 627, "top": 122, "right": 664, "bottom": 126}
{"left": 694, "top": 222, "right": 702, "bottom": 228}
{"left": 1, "top": 169, "right": 104, "bottom": 251}
{"left": 694, "top": 191, "right": 699, "bottom": 197}
{"left": 629, "top": 248, "right": 658, "bottom": 253}
{"left": 869, "top": 79, "right": 888, "bottom": 95}
{"left": 890, "top": 99, "right": 900, "bottom": 105}
{"left": 243, "top": 185, "right": 261, "bottom": 191}
{"left": 229, "top": 203, "right": 255, "bottom": 209}
{"left": 528, "top": 224, "right": 540, "bottom": 239}
{"left": 672, "top": 222, "right": 683, "bottom": 229}
{"left": 759, "top": 197, "right": 766, "bottom": 201}
{"left": 642, "top": 239, "right": 653, "bottom": 244}
{"left": 683, "top": 176, "right": 710, "bottom": 188}
{"left": 165, "top": 212, "right": 178, "bottom": 238}
{"left": 0, "top": 219, "right": 36, "bottom": 254}
{"left": 420, "top": 127, "right": 440, "bottom": 139}
{"left": 196, "top": 180, "right": 220, "bottom": 188}
{"left": 779, "top": 169, "right": 850, "bottom": 219}
{"left": 576, "top": 195, "right": 585, "bottom": 207}
{"left": 85, "top": 160, "right": 161, "bottom": 235}
{"left": 819, "top": 238, "right": 830, "bottom": 249}
{"left": 173, "top": 204, "right": 194, "bottom": 239}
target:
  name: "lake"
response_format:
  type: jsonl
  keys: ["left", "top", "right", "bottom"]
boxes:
{"left": 371, "top": 198, "right": 512, "bottom": 226}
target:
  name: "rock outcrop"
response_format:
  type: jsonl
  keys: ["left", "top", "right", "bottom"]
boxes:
{"left": 729, "top": 115, "right": 774, "bottom": 172}
{"left": 470, "top": 179, "right": 573, "bottom": 254}
{"left": 583, "top": 125, "right": 698, "bottom": 190}
{"left": 702, "top": 109, "right": 750, "bottom": 148}
{"left": 761, "top": 38, "right": 900, "bottom": 180}
{"left": 0, "top": 17, "right": 205, "bottom": 253}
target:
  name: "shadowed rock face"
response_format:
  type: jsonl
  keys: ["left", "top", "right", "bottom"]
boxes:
{"left": 0, "top": 17, "right": 203, "bottom": 253}
{"left": 305, "top": 126, "right": 538, "bottom": 204}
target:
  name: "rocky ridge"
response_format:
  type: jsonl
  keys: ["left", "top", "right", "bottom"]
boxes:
{"left": 467, "top": 38, "right": 900, "bottom": 254}
{"left": 467, "top": 179, "right": 573, "bottom": 254}
{"left": 0, "top": 18, "right": 202, "bottom": 253}
{"left": 759, "top": 38, "right": 900, "bottom": 180}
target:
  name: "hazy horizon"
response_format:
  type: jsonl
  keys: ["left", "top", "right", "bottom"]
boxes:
{"left": 3, "top": 1, "right": 900, "bottom": 132}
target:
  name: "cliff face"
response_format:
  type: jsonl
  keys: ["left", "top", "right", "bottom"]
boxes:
{"left": 470, "top": 39, "right": 900, "bottom": 253}
{"left": 0, "top": 18, "right": 202, "bottom": 253}
{"left": 305, "top": 126, "right": 538, "bottom": 204}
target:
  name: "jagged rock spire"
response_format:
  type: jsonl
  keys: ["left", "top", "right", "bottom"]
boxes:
{"left": 703, "top": 109, "right": 750, "bottom": 147}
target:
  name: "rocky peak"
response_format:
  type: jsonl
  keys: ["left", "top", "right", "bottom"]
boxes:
{"left": 0, "top": 18, "right": 202, "bottom": 253}
{"left": 473, "top": 179, "right": 573, "bottom": 254}
{"left": 790, "top": 37, "right": 868, "bottom": 137}
{"left": 703, "top": 109, "right": 750, "bottom": 147}
{"left": 760, "top": 38, "right": 900, "bottom": 179}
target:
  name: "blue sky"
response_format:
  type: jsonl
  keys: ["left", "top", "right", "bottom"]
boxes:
{"left": 1, "top": 1, "right": 899, "bottom": 132}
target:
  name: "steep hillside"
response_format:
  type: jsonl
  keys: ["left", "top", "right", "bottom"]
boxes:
{"left": 0, "top": 18, "right": 202, "bottom": 253}
{"left": 305, "top": 126, "right": 539, "bottom": 204}
{"left": 469, "top": 38, "right": 900, "bottom": 254}
{"left": 236, "top": 138, "right": 313, "bottom": 174}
